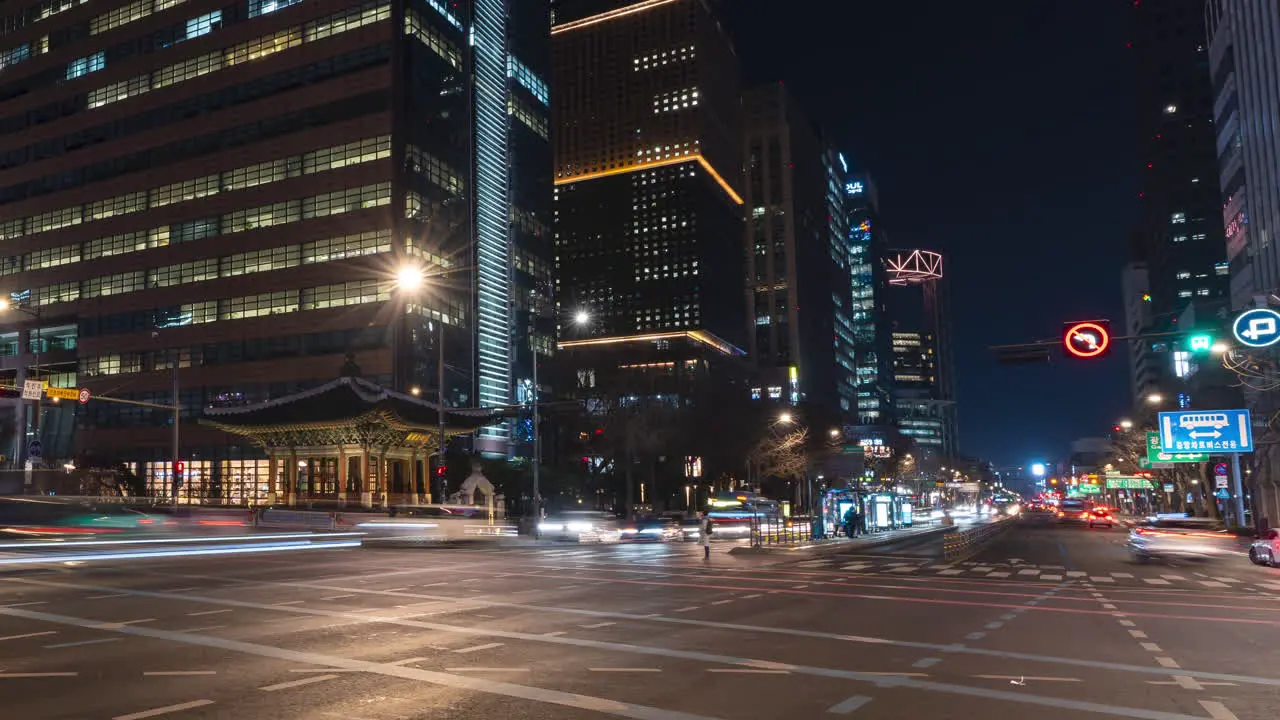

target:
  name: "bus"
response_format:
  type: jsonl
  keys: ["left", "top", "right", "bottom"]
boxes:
{"left": 705, "top": 492, "right": 781, "bottom": 537}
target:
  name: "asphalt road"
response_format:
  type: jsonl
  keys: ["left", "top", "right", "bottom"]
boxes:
{"left": 3, "top": 525, "right": 1280, "bottom": 720}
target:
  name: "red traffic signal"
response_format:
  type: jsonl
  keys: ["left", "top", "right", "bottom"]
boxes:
{"left": 436, "top": 465, "right": 447, "bottom": 477}
{"left": 1063, "top": 320, "right": 1112, "bottom": 359}
{"left": 174, "top": 460, "right": 185, "bottom": 475}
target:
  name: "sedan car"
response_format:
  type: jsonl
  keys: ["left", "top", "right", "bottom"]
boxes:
{"left": 1127, "top": 517, "right": 1243, "bottom": 563}
{"left": 1057, "top": 499, "right": 1093, "bottom": 525}
{"left": 1249, "top": 529, "right": 1280, "bottom": 568}
{"left": 619, "top": 516, "right": 682, "bottom": 542}
{"left": 1086, "top": 507, "right": 1114, "bottom": 528}
{"left": 538, "top": 511, "right": 623, "bottom": 543}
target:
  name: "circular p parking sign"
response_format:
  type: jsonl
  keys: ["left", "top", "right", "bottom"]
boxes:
{"left": 1233, "top": 308, "right": 1280, "bottom": 348}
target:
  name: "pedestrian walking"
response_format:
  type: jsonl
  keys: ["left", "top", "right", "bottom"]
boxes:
{"left": 700, "top": 513, "right": 712, "bottom": 559}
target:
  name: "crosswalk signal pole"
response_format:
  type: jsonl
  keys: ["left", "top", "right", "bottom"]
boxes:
{"left": 1231, "top": 452, "right": 1246, "bottom": 528}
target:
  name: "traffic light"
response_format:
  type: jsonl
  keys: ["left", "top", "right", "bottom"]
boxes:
{"left": 1063, "top": 320, "right": 1112, "bottom": 359}
{"left": 1187, "top": 333, "right": 1213, "bottom": 353}
{"left": 436, "top": 465, "right": 447, "bottom": 477}
{"left": 174, "top": 460, "right": 184, "bottom": 475}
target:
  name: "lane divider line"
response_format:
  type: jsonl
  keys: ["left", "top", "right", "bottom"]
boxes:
{"left": 111, "top": 699, "right": 214, "bottom": 720}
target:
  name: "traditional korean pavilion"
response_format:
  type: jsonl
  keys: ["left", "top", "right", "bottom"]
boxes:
{"left": 200, "top": 370, "right": 508, "bottom": 508}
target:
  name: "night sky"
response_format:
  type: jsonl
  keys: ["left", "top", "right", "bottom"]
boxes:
{"left": 723, "top": 0, "right": 1138, "bottom": 467}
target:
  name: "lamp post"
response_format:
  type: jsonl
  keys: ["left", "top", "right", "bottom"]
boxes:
{"left": 0, "top": 297, "right": 41, "bottom": 471}
{"left": 395, "top": 265, "right": 452, "bottom": 504}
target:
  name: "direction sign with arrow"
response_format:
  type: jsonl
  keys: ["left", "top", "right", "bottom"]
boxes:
{"left": 1145, "top": 432, "right": 1208, "bottom": 463}
{"left": 1233, "top": 307, "right": 1280, "bottom": 348}
{"left": 1158, "top": 409, "right": 1253, "bottom": 453}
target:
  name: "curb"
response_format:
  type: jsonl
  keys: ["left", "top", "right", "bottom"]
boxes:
{"left": 728, "top": 525, "right": 951, "bottom": 557}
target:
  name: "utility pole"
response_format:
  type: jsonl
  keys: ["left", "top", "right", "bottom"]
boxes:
{"left": 532, "top": 340, "right": 540, "bottom": 525}
{"left": 172, "top": 360, "right": 180, "bottom": 505}
{"left": 437, "top": 321, "right": 446, "bottom": 504}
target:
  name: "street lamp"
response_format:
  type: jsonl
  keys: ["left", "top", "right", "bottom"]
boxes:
{"left": 1119, "top": 419, "right": 1133, "bottom": 430}
{"left": 828, "top": 428, "right": 841, "bottom": 439}
{"left": 395, "top": 264, "right": 442, "bottom": 503}
{"left": 395, "top": 266, "right": 424, "bottom": 292}
{"left": 1145, "top": 393, "right": 1163, "bottom": 405}
{"left": 778, "top": 412, "right": 793, "bottom": 424}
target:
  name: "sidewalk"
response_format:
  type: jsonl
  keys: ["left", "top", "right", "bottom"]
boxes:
{"left": 727, "top": 523, "right": 949, "bottom": 557}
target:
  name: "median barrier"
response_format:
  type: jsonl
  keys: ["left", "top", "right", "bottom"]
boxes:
{"left": 942, "top": 517, "right": 1014, "bottom": 561}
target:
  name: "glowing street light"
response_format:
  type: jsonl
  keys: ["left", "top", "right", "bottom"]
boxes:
{"left": 395, "top": 265, "right": 424, "bottom": 291}
{"left": 1145, "top": 393, "right": 1163, "bottom": 405}
{"left": 1211, "top": 342, "right": 1229, "bottom": 353}
{"left": 1030, "top": 462, "right": 1046, "bottom": 477}
{"left": 828, "top": 428, "right": 841, "bottom": 439}
{"left": 1119, "top": 419, "right": 1133, "bottom": 430}
{"left": 574, "top": 310, "right": 591, "bottom": 326}
{"left": 778, "top": 412, "right": 793, "bottom": 424}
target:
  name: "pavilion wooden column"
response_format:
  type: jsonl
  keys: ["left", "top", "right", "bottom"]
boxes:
{"left": 286, "top": 450, "right": 298, "bottom": 507}
{"left": 337, "top": 447, "right": 348, "bottom": 506}
{"left": 410, "top": 448, "right": 421, "bottom": 504}
{"left": 267, "top": 456, "right": 279, "bottom": 505}
{"left": 377, "top": 453, "right": 388, "bottom": 507}
{"left": 360, "top": 451, "right": 372, "bottom": 508}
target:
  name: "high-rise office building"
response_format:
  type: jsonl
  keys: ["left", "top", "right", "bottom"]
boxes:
{"left": 885, "top": 249, "right": 955, "bottom": 470}
{"left": 1206, "top": 0, "right": 1280, "bottom": 526}
{"left": 843, "top": 172, "right": 894, "bottom": 431}
{"left": 0, "top": 0, "right": 550, "bottom": 496}
{"left": 551, "top": 0, "right": 745, "bottom": 349}
{"left": 741, "top": 83, "right": 851, "bottom": 418}
{"left": 1127, "top": 0, "right": 1230, "bottom": 404}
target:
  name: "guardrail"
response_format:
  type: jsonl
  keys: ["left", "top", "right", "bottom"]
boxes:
{"left": 748, "top": 517, "right": 815, "bottom": 547}
{"left": 942, "top": 517, "right": 1014, "bottom": 561}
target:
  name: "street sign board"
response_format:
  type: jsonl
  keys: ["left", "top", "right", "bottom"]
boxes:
{"left": 1071, "top": 484, "right": 1102, "bottom": 496}
{"left": 1063, "top": 320, "right": 1112, "bottom": 359}
{"left": 21, "top": 379, "right": 42, "bottom": 400}
{"left": 1105, "top": 476, "right": 1153, "bottom": 490}
{"left": 1216, "top": 476, "right": 1229, "bottom": 489}
{"left": 1163, "top": 482, "right": 1175, "bottom": 492}
{"left": 1233, "top": 307, "right": 1280, "bottom": 348}
{"left": 1158, "top": 409, "right": 1253, "bottom": 453}
{"left": 27, "top": 439, "right": 41, "bottom": 459}
{"left": 1145, "top": 432, "right": 1209, "bottom": 463}
{"left": 1215, "top": 488, "right": 1230, "bottom": 500}
{"left": 77, "top": 388, "right": 90, "bottom": 404}
{"left": 45, "top": 387, "right": 79, "bottom": 401}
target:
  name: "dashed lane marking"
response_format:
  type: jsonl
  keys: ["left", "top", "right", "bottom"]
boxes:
{"left": 826, "top": 695, "right": 873, "bottom": 715}
{"left": 1041, "top": 574, "right": 1063, "bottom": 581}
{"left": 260, "top": 675, "right": 340, "bottom": 691}
{"left": 1127, "top": 630, "right": 1147, "bottom": 639}
{"left": 707, "top": 668, "right": 790, "bottom": 674}
{"left": 1091, "top": 577, "right": 1115, "bottom": 583}
{"left": 444, "top": 668, "right": 531, "bottom": 673}
{"left": 974, "top": 675, "right": 1082, "bottom": 682}
{"left": 186, "top": 609, "right": 232, "bottom": 617}
{"left": 452, "top": 642, "right": 504, "bottom": 654}
{"left": 912, "top": 658, "right": 941, "bottom": 668}
{"left": 1144, "top": 579, "right": 1171, "bottom": 586}
{"left": 580, "top": 622, "right": 616, "bottom": 628}
{"left": 0, "top": 672, "right": 78, "bottom": 678}
{"left": 0, "top": 631, "right": 56, "bottom": 642}
{"left": 987, "top": 572, "right": 1010, "bottom": 578}
{"left": 143, "top": 671, "right": 217, "bottom": 676}
{"left": 1111, "top": 573, "right": 1134, "bottom": 578}
{"left": 710, "top": 599, "right": 734, "bottom": 605}
{"left": 112, "top": 700, "right": 215, "bottom": 720}
{"left": 1155, "top": 657, "right": 1180, "bottom": 669}
{"left": 45, "top": 638, "right": 120, "bottom": 649}
{"left": 588, "top": 668, "right": 662, "bottom": 673}
{"left": 1140, "top": 643, "right": 1163, "bottom": 653}
{"left": 1198, "top": 700, "right": 1240, "bottom": 720}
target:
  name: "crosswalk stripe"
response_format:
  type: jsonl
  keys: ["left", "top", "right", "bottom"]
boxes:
{"left": 1144, "top": 578, "right": 1171, "bottom": 585}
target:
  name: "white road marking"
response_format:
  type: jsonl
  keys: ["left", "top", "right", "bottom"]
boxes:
{"left": 826, "top": 695, "right": 873, "bottom": 714}
{"left": 1212, "top": 577, "right": 1240, "bottom": 583}
{"left": 453, "top": 642, "right": 504, "bottom": 654}
{"left": 0, "top": 672, "right": 78, "bottom": 678}
{"left": 741, "top": 594, "right": 762, "bottom": 599}
{"left": 1140, "top": 643, "right": 1163, "bottom": 652}
{"left": 580, "top": 622, "right": 615, "bottom": 628}
{"left": 710, "top": 599, "right": 734, "bottom": 605}
{"left": 165, "top": 587, "right": 200, "bottom": 593}
{"left": 1144, "top": 579, "right": 1171, "bottom": 585}
{"left": 272, "top": 600, "right": 306, "bottom": 606}
{"left": 1117, "top": 619, "right": 1136, "bottom": 627}
{"left": 1199, "top": 581, "right": 1229, "bottom": 588}
{"left": 889, "top": 567, "right": 917, "bottom": 574}
{"left": 444, "top": 667, "right": 531, "bottom": 672}
{"left": 187, "top": 609, "right": 232, "bottom": 617}
{"left": 707, "top": 668, "right": 789, "bottom": 674}
{"left": 792, "top": 584, "right": 810, "bottom": 589}
{"left": 1065, "top": 571, "right": 1087, "bottom": 577}
{"left": 987, "top": 572, "right": 1010, "bottom": 578}
{"left": 180, "top": 625, "right": 225, "bottom": 633}
{"left": 1159, "top": 574, "right": 1184, "bottom": 581}
{"left": 912, "top": 658, "right": 941, "bottom": 668}
{"left": 260, "top": 675, "right": 340, "bottom": 691}
{"left": 1016, "top": 569, "right": 1039, "bottom": 575}
{"left": 1155, "top": 657, "right": 1180, "bottom": 668}
{"left": 1198, "top": 700, "right": 1240, "bottom": 720}
{"left": 985, "top": 622, "right": 1003, "bottom": 630}
{"left": 672, "top": 606, "right": 700, "bottom": 613}
{"left": 112, "top": 700, "right": 215, "bottom": 720}
{"left": 1110, "top": 572, "right": 1133, "bottom": 578}
{"left": 1128, "top": 630, "right": 1147, "bottom": 639}
{"left": 86, "top": 593, "right": 129, "bottom": 599}
{"left": 1101, "top": 603, "right": 1118, "bottom": 610}
{"left": 588, "top": 667, "right": 662, "bottom": 672}
{"left": 937, "top": 569, "right": 963, "bottom": 575}
{"left": 1091, "top": 577, "right": 1115, "bottom": 583}
{"left": 1172, "top": 675, "right": 1203, "bottom": 690}
{"left": 321, "top": 594, "right": 356, "bottom": 600}
{"left": 1, "top": 601, "right": 45, "bottom": 608}
{"left": 974, "top": 675, "right": 1081, "bottom": 682}
{"left": 45, "top": 638, "right": 120, "bottom": 649}
{"left": 143, "top": 671, "right": 217, "bottom": 676}
{"left": 0, "top": 631, "right": 56, "bottom": 642}
{"left": 542, "top": 631, "right": 567, "bottom": 637}
{"left": 964, "top": 632, "right": 986, "bottom": 640}
{"left": 1040, "top": 574, "right": 1063, "bottom": 581}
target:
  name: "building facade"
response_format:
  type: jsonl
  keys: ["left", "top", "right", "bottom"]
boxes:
{"left": 1206, "top": 0, "right": 1280, "bottom": 527}
{"left": 885, "top": 249, "right": 955, "bottom": 471}
{"left": 842, "top": 172, "right": 894, "bottom": 431}
{"left": 551, "top": 0, "right": 744, "bottom": 350}
{"left": 1127, "top": 0, "right": 1230, "bottom": 406}
{"left": 741, "top": 83, "right": 850, "bottom": 418}
{"left": 0, "top": 0, "right": 551, "bottom": 499}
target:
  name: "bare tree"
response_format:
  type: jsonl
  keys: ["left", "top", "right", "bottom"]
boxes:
{"left": 747, "top": 427, "right": 809, "bottom": 489}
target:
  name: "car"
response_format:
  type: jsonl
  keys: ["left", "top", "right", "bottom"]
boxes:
{"left": 1249, "top": 529, "right": 1280, "bottom": 568}
{"left": 1086, "top": 507, "right": 1114, "bottom": 528}
{"left": 619, "top": 516, "right": 682, "bottom": 542}
{"left": 1057, "top": 499, "right": 1093, "bottom": 525}
{"left": 537, "top": 511, "right": 623, "bottom": 543}
{"left": 1127, "top": 517, "right": 1243, "bottom": 563}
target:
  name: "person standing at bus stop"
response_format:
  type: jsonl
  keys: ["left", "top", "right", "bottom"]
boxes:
{"left": 700, "top": 512, "right": 712, "bottom": 559}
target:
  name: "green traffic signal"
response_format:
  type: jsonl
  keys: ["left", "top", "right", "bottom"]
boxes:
{"left": 1188, "top": 334, "right": 1213, "bottom": 352}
